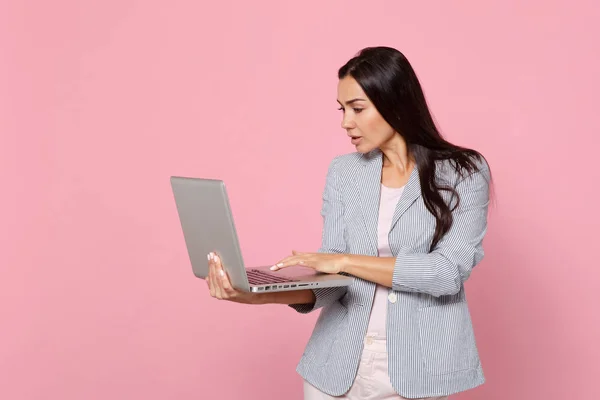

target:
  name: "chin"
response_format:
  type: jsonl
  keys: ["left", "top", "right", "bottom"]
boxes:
{"left": 355, "top": 143, "right": 376, "bottom": 154}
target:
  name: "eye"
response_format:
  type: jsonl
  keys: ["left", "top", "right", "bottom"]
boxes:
{"left": 337, "top": 107, "right": 344, "bottom": 112}
{"left": 353, "top": 108, "right": 363, "bottom": 113}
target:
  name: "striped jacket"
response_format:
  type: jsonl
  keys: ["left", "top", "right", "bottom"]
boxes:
{"left": 290, "top": 147, "right": 490, "bottom": 398}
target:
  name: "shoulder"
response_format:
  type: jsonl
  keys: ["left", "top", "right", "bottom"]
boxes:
{"left": 436, "top": 157, "right": 491, "bottom": 192}
{"left": 324, "top": 152, "right": 364, "bottom": 180}
{"left": 329, "top": 151, "right": 363, "bottom": 167}
{"left": 434, "top": 155, "right": 491, "bottom": 187}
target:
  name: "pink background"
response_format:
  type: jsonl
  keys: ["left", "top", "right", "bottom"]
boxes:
{"left": 1, "top": 1, "right": 599, "bottom": 399}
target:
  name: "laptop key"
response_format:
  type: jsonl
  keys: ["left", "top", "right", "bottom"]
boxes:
{"left": 247, "top": 269, "right": 297, "bottom": 285}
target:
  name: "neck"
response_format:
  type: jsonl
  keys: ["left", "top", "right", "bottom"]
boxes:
{"left": 380, "top": 135, "right": 414, "bottom": 174}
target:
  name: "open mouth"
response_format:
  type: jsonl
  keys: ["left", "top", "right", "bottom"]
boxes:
{"left": 350, "top": 136, "right": 362, "bottom": 145}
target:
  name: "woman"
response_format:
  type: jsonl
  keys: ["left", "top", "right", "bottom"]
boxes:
{"left": 205, "top": 46, "right": 492, "bottom": 399}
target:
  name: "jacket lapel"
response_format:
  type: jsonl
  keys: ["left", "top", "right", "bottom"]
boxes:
{"left": 389, "top": 165, "right": 421, "bottom": 233}
{"left": 356, "top": 150, "right": 383, "bottom": 254}
{"left": 354, "top": 149, "right": 422, "bottom": 253}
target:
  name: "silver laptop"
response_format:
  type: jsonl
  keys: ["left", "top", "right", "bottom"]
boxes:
{"left": 170, "top": 176, "right": 354, "bottom": 293}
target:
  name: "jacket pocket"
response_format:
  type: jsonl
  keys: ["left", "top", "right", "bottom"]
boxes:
{"left": 418, "top": 301, "right": 480, "bottom": 375}
{"left": 301, "top": 301, "right": 348, "bottom": 366}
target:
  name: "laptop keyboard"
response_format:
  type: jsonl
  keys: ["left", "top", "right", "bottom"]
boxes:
{"left": 247, "top": 269, "right": 296, "bottom": 285}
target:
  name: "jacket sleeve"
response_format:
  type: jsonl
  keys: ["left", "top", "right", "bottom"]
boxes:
{"left": 289, "top": 156, "right": 349, "bottom": 314}
{"left": 392, "top": 163, "right": 491, "bottom": 297}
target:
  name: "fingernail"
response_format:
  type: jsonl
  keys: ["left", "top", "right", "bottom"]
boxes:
{"left": 207, "top": 254, "right": 211, "bottom": 261}
{"left": 209, "top": 252, "right": 214, "bottom": 260}
{"left": 270, "top": 266, "right": 278, "bottom": 271}
{"left": 219, "top": 269, "right": 225, "bottom": 276}
{"left": 277, "top": 263, "right": 283, "bottom": 267}
{"left": 214, "top": 254, "right": 220, "bottom": 263}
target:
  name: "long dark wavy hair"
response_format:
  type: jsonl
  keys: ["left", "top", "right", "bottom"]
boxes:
{"left": 338, "top": 46, "right": 492, "bottom": 251}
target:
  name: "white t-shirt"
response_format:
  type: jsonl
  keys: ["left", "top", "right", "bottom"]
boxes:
{"left": 365, "top": 183, "right": 405, "bottom": 337}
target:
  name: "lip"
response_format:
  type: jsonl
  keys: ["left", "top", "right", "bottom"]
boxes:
{"left": 350, "top": 136, "right": 362, "bottom": 145}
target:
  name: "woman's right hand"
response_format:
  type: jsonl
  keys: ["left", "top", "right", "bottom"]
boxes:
{"left": 206, "top": 252, "right": 264, "bottom": 305}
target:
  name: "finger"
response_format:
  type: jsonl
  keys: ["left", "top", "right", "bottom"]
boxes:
{"left": 206, "top": 252, "right": 214, "bottom": 289}
{"left": 209, "top": 252, "right": 224, "bottom": 299}
{"left": 270, "top": 256, "right": 293, "bottom": 271}
{"left": 213, "top": 253, "right": 226, "bottom": 299}
{"left": 211, "top": 253, "right": 221, "bottom": 298}
{"left": 220, "top": 268, "right": 235, "bottom": 294}
{"left": 207, "top": 253, "right": 216, "bottom": 297}
{"left": 270, "top": 256, "right": 309, "bottom": 271}
{"left": 215, "top": 256, "right": 234, "bottom": 293}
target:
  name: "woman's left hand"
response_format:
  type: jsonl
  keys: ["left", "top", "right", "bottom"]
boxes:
{"left": 270, "top": 250, "right": 347, "bottom": 274}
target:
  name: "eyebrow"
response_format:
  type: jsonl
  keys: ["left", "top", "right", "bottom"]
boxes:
{"left": 337, "top": 98, "right": 367, "bottom": 106}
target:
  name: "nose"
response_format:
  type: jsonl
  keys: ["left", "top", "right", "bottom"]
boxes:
{"left": 341, "top": 114, "right": 355, "bottom": 130}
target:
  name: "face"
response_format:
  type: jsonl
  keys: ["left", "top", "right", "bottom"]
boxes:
{"left": 337, "top": 76, "right": 396, "bottom": 153}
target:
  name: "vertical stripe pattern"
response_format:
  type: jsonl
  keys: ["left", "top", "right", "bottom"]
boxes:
{"left": 290, "top": 148, "right": 490, "bottom": 398}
